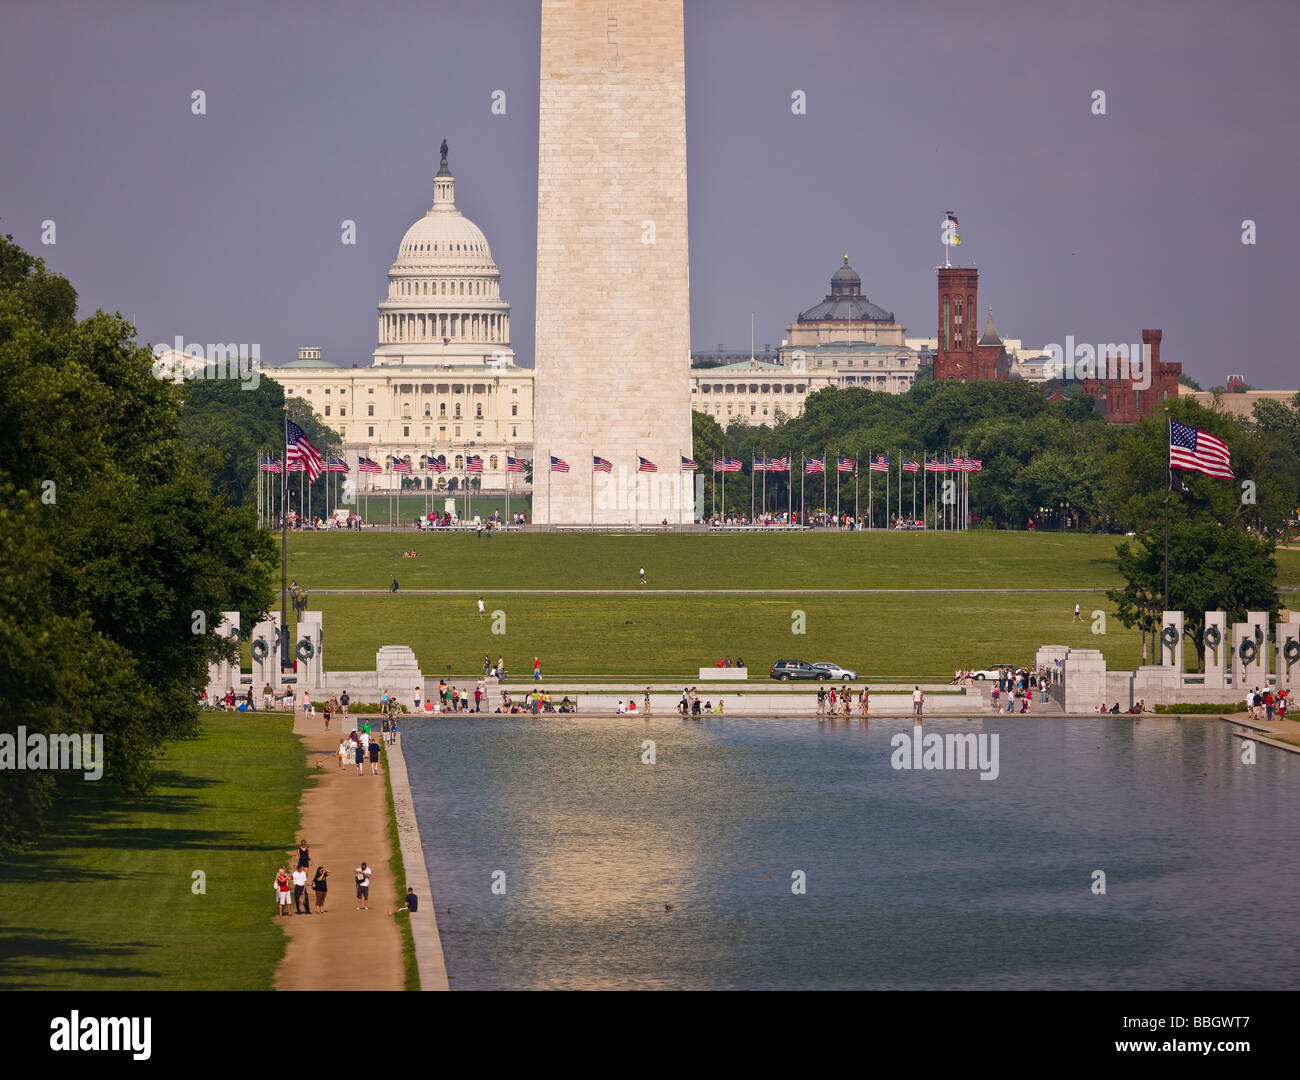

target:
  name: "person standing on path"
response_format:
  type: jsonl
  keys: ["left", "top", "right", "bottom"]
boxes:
{"left": 816, "top": 686, "right": 826, "bottom": 718}
{"left": 296, "top": 840, "right": 310, "bottom": 871}
{"left": 534, "top": 656, "right": 542, "bottom": 681}
{"left": 913, "top": 686, "right": 924, "bottom": 719}
{"left": 340, "top": 691, "right": 349, "bottom": 718}
{"left": 474, "top": 684, "right": 482, "bottom": 712}
{"left": 355, "top": 863, "right": 372, "bottom": 910}
{"left": 312, "top": 867, "right": 329, "bottom": 913}
{"left": 292, "top": 866, "right": 311, "bottom": 913}
{"left": 355, "top": 738, "right": 365, "bottom": 775}
{"left": 337, "top": 738, "right": 348, "bottom": 769}
{"left": 860, "top": 686, "right": 869, "bottom": 718}
{"left": 644, "top": 688, "right": 652, "bottom": 714}
{"left": 369, "top": 736, "right": 381, "bottom": 775}
{"left": 275, "top": 866, "right": 292, "bottom": 916}
{"left": 496, "top": 656, "right": 505, "bottom": 682}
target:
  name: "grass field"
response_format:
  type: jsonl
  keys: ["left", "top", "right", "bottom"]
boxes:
{"left": 348, "top": 493, "right": 530, "bottom": 525}
{"left": 285, "top": 531, "right": 1131, "bottom": 591}
{"left": 0, "top": 712, "right": 309, "bottom": 990}
{"left": 250, "top": 532, "right": 1300, "bottom": 681}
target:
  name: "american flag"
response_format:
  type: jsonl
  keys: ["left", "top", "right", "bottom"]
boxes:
{"left": 1170, "top": 420, "right": 1233, "bottom": 480}
{"left": 902, "top": 459, "right": 920, "bottom": 474}
{"left": 681, "top": 456, "right": 698, "bottom": 472}
{"left": 805, "top": 457, "right": 825, "bottom": 474}
{"left": 428, "top": 456, "right": 448, "bottom": 473}
{"left": 924, "top": 456, "right": 945, "bottom": 473}
{"left": 714, "top": 458, "right": 742, "bottom": 473}
{"left": 951, "top": 456, "right": 972, "bottom": 472}
{"left": 507, "top": 455, "right": 526, "bottom": 473}
{"left": 358, "top": 457, "right": 382, "bottom": 474}
{"left": 392, "top": 458, "right": 412, "bottom": 473}
{"left": 550, "top": 455, "right": 570, "bottom": 473}
{"left": 285, "top": 420, "right": 324, "bottom": 481}
{"left": 637, "top": 456, "right": 658, "bottom": 473}
{"left": 837, "top": 456, "right": 856, "bottom": 473}
{"left": 769, "top": 456, "right": 789, "bottom": 471}
{"left": 259, "top": 456, "right": 282, "bottom": 474}
{"left": 593, "top": 456, "right": 613, "bottom": 473}
{"left": 327, "top": 458, "right": 349, "bottom": 473}
{"left": 752, "top": 458, "right": 768, "bottom": 472}
{"left": 868, "top": 454, "right": 890, "bottom": 473}
{"left": 968, "top": 459, "right": 983, "bottom": 473}
{"left": 285, "top": 459, "right": 306, "bottom": 473}
{"left": 466, "top": 455, "right": 484, "bottom": 474}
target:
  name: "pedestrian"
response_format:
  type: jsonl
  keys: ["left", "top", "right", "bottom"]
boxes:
{"left": 1265, "top": 689, "right": 1274, "bottom": 722}
{"left": 474, "top": 685, "right": 482, "bottom": 712}
{"left": 478, "top": 596, "right": 486, "bottom": 618}
{"left": 639, "top": 566, "right": 646, "bottom": 585}
{"left": 302, "top": 690, "right": 312, "bottom": 716}
{"left": 312, "top": 866, "right": 329, "bottom": 913}
{"left": 414, "top": 687, "right": 422, "bottom": 713}
{"left": 355, "top": 738, "right": 365, "bottom": 775}
{"left": 275, "top": 866, "right": 293, "bottom": 916}
{"left": 391, "top": 887, "right": 419, "bottom": 917}
{"left": 296, "top": 839, "right": 310, "bottom": 870}
{"left": 860, "top": 685, "right": 869, "bottom": 717}
{"left": 483, "top": 654, "right": 491, "bottom": 676}
{"left": 369, "top": 736, "right": 381, "bottom": 775}
{"left": 389, "top": 716, "right": 399, "bottom": 744}
{"left": 340, "top": 690, "right": 349, "bottom": 717}
{"left": 1073, "top": 602, "right": 1081, "bottom": 622}
{"left": 322, "top": 696, "right": 331, "bottom": 729}
{"left": 495, "top": 656, "right": 504, "bottom": 681}
{"left": 912, "top": 686, "right": 924, "bottom": 718}
{"left": 292, "top": 865, "right": 311, "bottom": 913}
{"left": 816, "top": 686, "right": 826, "bottom": 717}
{"left": 533, "top": 656, "right": 542, "bottom": 681}
{"left": 263, "top": 683, "right": 273, "bottom": 710}
{"left": 391, "top": 578, "right": 398, "bottom": 593}
{"left": 644, "top": 688, "right": 652, "bottom": 714}
{"left": 337, "top": 739, "right": 347, "bottom": 769}
{"left": 355, "top": 863, "right": 372, "bottom": 910}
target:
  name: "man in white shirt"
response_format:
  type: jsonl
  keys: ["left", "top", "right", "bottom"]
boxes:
{"left": 291, "top": 867, "right": 311, "bottom": 914}
{"left": 355, "top": 863, "right": 373, "bottom": 910}
{"left": 913, "top": 686, "right": 924, "bottom": 718}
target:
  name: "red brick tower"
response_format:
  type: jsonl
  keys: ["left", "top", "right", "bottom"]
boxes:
{"left": 933, "top": 267, "right": 978, "bottom": 382}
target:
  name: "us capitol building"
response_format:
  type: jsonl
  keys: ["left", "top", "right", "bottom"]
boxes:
{"left": 265, "top": 144, "right": 534, "bottom": 492}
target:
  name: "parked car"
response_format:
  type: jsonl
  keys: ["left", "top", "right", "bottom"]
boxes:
{"left": 769, "top": 659, "right": 827, "bottom": 681}
{"left": 969, "top": 664, "right": 1024, "bottom": 680}
{"left": 812, "top": 661, "right": 858, "bottom": 680}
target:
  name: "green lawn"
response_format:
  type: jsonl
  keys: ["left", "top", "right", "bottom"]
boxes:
{"left": 283, "top": 592, "right": 1144, "bottom": 680}
{"left": 348, "top": 493, "right": 530, "bottom": 525}
{"left": 0, "top": 711, "right": 310, "bottom": 990}
{"left": 283, "top": 530, "right": 1129, "bottom": 592}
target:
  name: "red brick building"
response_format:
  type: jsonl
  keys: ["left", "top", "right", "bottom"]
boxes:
{"left": 932, "top": 266, "right": 1011, "bottom": 382}
{"left": 1079, "top": 329, "right": 1181, "bottom": 424}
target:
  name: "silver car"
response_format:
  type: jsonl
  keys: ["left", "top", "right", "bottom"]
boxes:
{"left": 812, "top": 661, "right": 857, "bottom": 681}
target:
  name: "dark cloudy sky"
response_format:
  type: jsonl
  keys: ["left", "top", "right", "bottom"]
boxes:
{"left": 2, "top": 0, "right": 1295, "bottom": 388}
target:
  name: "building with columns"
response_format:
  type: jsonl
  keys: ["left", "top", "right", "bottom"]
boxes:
{"left": 691, "top": 257, "right": 921, "bottom": 427}
{"left": 265, "top": 145, "right": 534, "bottom": 493}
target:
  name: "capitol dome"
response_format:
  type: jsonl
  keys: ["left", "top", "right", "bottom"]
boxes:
{"left": 373, "top": 142, "right": 514, "bottom": 367}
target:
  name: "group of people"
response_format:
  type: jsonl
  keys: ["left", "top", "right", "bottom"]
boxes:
{"left": 675, "top": 687, "right": 721, "bottom": 716}
{"left": 712, "top": 656, "right": 746, "bottom": 669}
{"left": 498, "top": 689, "right": 570, "bottom": 714}
{"left": 816, "top": 684, "right": 869, "bottom": 717}
{"left": 337, "top": 725, "right": 384, "bottom": 774}
{"left": 274, "top": 841, "right": 331, "bottom": 916}
{"left": 1247, "top": 686, "right": 1288, "bottom": 722}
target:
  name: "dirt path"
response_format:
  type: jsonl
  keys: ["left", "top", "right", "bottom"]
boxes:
{"left": 275, "top": 711, "right": 404, "bottom": 991}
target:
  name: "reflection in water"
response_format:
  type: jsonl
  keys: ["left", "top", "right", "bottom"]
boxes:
{"left": 405, "top": 715, "right": 1300, "bottom": 990}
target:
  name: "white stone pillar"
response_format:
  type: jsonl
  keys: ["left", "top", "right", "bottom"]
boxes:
{"left": 1202, "top": 611, "right": 1228, "bottom": 689}
{"left": 1232, "top": 622, "right": 1262, "bottom": 693}
{"left": 1277, "top": 614, "right": 1300, "bottom": 691}
{"left": 297, "top": 611, "right": 324, "bottom": 692}
{"left": 1160, "top": 610, "right": 1185, "bottom": 674}
{"left": 206, "top": 611, "right": 240, "bottom": 697}
{"left": 251, "top": 613, "right": 282, "bottom": 693}
{"left": 1247, "top": 611, "right": 1269, "bottom": 682}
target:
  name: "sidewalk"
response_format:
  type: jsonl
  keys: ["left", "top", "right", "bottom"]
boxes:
{"left": 274, "top": 711, "right": 405, "bottom": 991}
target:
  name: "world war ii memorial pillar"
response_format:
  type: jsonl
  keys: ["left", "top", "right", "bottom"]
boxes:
{"left": 532, "top": 0, "right": 694, "bottom": 526}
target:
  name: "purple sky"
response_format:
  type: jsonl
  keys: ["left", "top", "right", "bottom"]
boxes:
{"left": 2, "top": 0, "right": 1296, "bottom": 387}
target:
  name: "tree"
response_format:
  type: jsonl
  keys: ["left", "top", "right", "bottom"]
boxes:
{"left": 0, "top": 232, "right": 275, "bottom": 851}
{"left": 1107, "top": 520, "right": 1277, "bottom": 669}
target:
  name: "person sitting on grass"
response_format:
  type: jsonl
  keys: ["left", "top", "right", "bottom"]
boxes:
{"left": 390, "top": 887, "right": 419, "bottom": 917}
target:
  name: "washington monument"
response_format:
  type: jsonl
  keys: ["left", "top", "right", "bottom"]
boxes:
{"left": 532, "top": 0, "right": 694, "bottom": 525}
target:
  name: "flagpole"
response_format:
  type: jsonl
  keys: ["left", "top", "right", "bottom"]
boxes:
{"left": 836, "top": 459, "right": 840, "bottom": 525}
{"left": 800, "top": 457, "right": 805, "bottom": 526}
{"left": 761, "top": 451, "right": 767, "bottom": 520}
{"left": 750, "top": 462, "right": 754, "bottom": 523}
{"left": 711, "top": 458, "right": 716, "bottom": 521}
{"left": 867, "top": 457, "right": 872, "bottom": 528}
{"left": 1170, "top": 410, "right": 1180, "bottom": 608}
{"left": 635, "top": 449, "right": 640, "bottom": 529}
{"left": 855, "top": 461, "right": 860, "bottom": 524}
{"left": 787, "top": 456, "right": 792, "bottom": 523}
{"left": 823, "top": 448, "right": 827, "bottom": 527}
{"left": 280, "top": 408, "right": 289, "bottom": 673}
